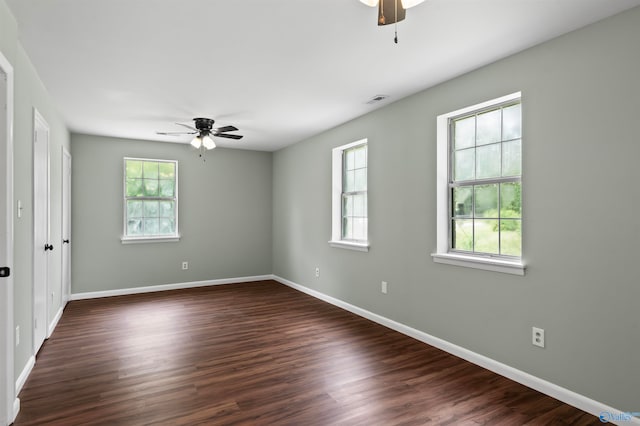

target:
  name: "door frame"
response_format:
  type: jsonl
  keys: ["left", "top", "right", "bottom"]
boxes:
{"left": 32, "top": 108, "right": 50, "bottom": 355}
{"left": 61, "top": 147, "right": 71, "bottom": 304}
{"left": 0, "top": 51, "right": 16, "bottom": 425}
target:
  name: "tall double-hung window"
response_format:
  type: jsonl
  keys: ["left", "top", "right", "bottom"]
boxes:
{"left": 433, "top": 92, "right": 524, "bottom": 275}
{"left": 122, "top": 157, "right": 179, "bottom": 242}
{"left": 330, "top": 139, "right": 369, "bottom": 252}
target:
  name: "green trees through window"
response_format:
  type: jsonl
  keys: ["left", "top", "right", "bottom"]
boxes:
{"left": 124, "top": 158, "right": 177, "bottom": 238}
{"left": 450, "top": 101, "right": 522, "bottom": 257}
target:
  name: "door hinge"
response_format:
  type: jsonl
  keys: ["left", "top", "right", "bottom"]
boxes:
{"left": 0, "top": 266, "right": 10, "bottom": 277}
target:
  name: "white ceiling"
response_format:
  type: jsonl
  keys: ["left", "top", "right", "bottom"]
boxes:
{"left": 7, "top": 0, "right": 640, "bottom": 151}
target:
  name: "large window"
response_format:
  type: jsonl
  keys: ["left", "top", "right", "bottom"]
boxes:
{"left": 122, "top": 157, "right": 179, "bottom": 242}
{"left": 330, "top": 139, "right": 369, "bottom": 252}
{"left": 433, "top": 93, "right": 524, "bottom": 275}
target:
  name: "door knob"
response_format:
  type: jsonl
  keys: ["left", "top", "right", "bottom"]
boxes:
{"left": 63, "top": 239, "right": 70, "bottom": 244}
{"left": 44, "top": 243, "right": 54, "bottom": 251}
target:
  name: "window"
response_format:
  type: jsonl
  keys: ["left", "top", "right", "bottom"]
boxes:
{"left": 330, "top": 139, "right": 369, "bottom": 252}
{"left": 122, "top": 157, "right": 179, "bottom": 243}
{"left": 433, "top": 93, "right": 524, "bottom": 275}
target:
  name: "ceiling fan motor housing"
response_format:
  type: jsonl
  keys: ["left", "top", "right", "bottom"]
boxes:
{"left": 194, "top": 117, "right": 215, "bottom": 132}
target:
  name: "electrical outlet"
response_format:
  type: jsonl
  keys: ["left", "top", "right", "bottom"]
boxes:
{"left": 315, "top": 267, "right": 320, "bottom": 278}
{"left": 381, "top": 281, "right": 388, "bottom": 294}
{"left": 181, "top": 261, "right": 188, "bottom": 270}
{"left": 532, "top": 327, "right": 545, "bottom": 348}
{"left": 15, "top": 326, "right": 19, "bottom": 347}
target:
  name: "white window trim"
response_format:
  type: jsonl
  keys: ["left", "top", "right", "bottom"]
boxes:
{"left": 329, "top": 138, "right": 370, "bottom": 252}
{"left": 121, "top": 236, "right": 181, "bottom": 244}
{"left": 121, "top": 157, "right": 180, "bottom": 244}
{"left": 432, "top": 92, "right": 525, "bottom": 275}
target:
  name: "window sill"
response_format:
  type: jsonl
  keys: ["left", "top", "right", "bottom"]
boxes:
{"left": 431, "top": 252, "right": 525, "bottom": 276}
{"left": 121, "top": 235, "right": 181, "bottom": 244}
{"left": 329, "top": 240, "right": 370, "bottom": 252}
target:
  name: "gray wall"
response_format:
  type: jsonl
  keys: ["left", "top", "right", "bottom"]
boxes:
{"left": 70, "top": 134, "right": 273, "bottom": 293}
{"left": 1, "top": 0, "right": 71, "bottom": 382}
{"left": 273, "top": 7, "right": 640, "bottom": 411}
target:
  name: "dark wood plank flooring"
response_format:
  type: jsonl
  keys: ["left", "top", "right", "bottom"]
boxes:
{"left": 14, "top": 280, "right": 599, "bottom": 425}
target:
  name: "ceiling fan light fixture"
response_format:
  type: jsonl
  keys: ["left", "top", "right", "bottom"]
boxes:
{"left": 361, "top": 0, "right": 424, "bottom": 8}
{"left": 190, "top": 135, "right": 202, "bottom": 149}
{"left": 157, "top": 117, "right": 242, "bottom": 154}
{"left": 202, "top": 135, "right": 216, "bottom": 150}
{"left": 402, "top": 0, "right": 425, "bottom": 8}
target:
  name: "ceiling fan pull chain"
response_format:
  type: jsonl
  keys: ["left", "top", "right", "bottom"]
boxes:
{"left": 394, "top": 0, "right": 399, "bottom": 43}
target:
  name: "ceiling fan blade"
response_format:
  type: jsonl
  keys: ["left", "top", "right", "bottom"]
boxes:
{"left": 175, "top": 122, "right": 198, "bottom": 131}
{"left": 214, "top": 125, "right": 238, "bottom": 133}
{"left": 156, "top": 131, "right": 197, "bottom": 136}
{"left": 214, "top": 133, "right": 243, "bottom": 140}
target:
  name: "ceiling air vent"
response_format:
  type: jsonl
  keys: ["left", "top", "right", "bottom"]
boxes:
{"left": 366, "top": 94, "right": 389, "bottom": 105}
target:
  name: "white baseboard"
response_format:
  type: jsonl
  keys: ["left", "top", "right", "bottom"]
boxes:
{"left": 272, "top": 275, "right": 639, "bottom": 426}
{"left": 12, "top": 397, "right": 20, "bottom": 424}
{"left": 15, "top": 355, "right": 35, "bottom": 396}
{"left": 48, "top": 306, "right": 64, "bottom": 338}
{"left": 70, "top": 275, "right": 273, "bottom": 301}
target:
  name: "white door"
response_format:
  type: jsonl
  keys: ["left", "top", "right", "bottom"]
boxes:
{"left": 33, "top": 109, "right": 50, "bottom": 355}
{"left": 61, "top": 148, "right": 71, "bottom": 304}
{"left": 0, "top": 51, "right": 15, "bottom": 426}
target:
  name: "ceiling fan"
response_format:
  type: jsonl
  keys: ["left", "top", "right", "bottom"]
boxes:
{"left": 157, "top": 117, "right": 243, "bottom": 150}
{"left": 359, "top": 0, "right": 426, "bottom": 43}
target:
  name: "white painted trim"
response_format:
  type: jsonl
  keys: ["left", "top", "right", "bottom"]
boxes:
{"left": 330, "top": 139, "right": 368, "bottom": 247}
{"left": 47, "top": 306, "right": 64, "bottom": 338}
{"left": 121, "top": 236, "right": 181, "bottom": 244}
{"left": 71, "top": 275, "right": 273, "bottom": 300}
{"left": 431, "top": 253, "right": 525, "bottom": 275}
{"left": 12, "top": 399, "right": 19, "bottom": 424}
{"left": 15, "top": 356, "right": 35, "bottom": 396}
{"left": 0, "top": 50, "right": 16, "bottom": 426}
{"left": 328, "top": 240, "right": 369, "bottom": 252}
{"left": 272, "top": 275, "right": 638, "bottom": 426}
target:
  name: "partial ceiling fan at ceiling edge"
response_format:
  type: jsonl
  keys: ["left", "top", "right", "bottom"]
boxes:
{"left": 359, "top": 0, "right": 425, "bottom": 8}
{"left": 359, "top": 0, "right": 426, "bottom": 42}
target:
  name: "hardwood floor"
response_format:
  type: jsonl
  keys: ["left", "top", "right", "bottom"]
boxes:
{"left": 14, "top": 280, "right": 600, "bottom": 425}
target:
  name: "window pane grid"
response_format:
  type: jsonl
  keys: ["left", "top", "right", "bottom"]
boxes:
{"left": 124, "top": 158, "right": 177, "bottom": 238}
{"left": 449, "top": 100, "right": 521, "bottom": 258}
{"left": 450, "top": 183, "right": 521, "bottom": 257}
{"left": 341, "top": 145, "right": 368, "bottom": 242}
